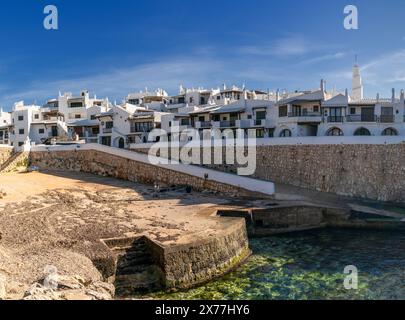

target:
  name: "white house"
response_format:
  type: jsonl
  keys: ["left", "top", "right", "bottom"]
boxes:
{"left": 126, "top": 89, "right": 168, "bottom": 112}
{"left": 57, "top": 90, "right": 110, "bottom": 142}
{"left": 0, "top": 108, "right": 12, "bottom": 145}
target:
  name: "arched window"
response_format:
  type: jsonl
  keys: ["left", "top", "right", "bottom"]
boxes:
{"left": 280, "top": 129, "right": 292, "bottom": 137}
{"left": 327, "top": 127, "right": 344, "bottom": 136}
{"left": 354, "top": 128, "right": 371, "bottom": 136}
{"left": 382, "top": 128, "right": 398, "bottom": 136}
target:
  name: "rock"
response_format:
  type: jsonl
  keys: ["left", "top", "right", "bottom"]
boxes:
{"left": 57, "top": 275, "right": 86, "bottom": 290}
{"left": 84, "top": 289, "right": 110, "bottom": 300}
{"left": 90, "top": 281, "right": 115, "bottom": 296}
{"left": 0, "top": 274, "right": 6, "bottom": 300}
{"left": 62, "top": 291, "right": 94, "bottom": 301}
{"left": 23, "top": 276, "right": 114, "bottom": 301}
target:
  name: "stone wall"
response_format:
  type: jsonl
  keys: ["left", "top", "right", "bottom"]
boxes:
{"left": 134, "top": 144, "right": 405, "bottom": 202}
{"left": 29, "top": 150, "right": 259, "bottom": 197}
{"left": 0, "top": 148, "right": 12, "bottom": 168}
{"left": 149, "top": 219, "right": 250, "bottom": 290}
{"left": 252, "top": 144, "right": 405, "bottom": 202}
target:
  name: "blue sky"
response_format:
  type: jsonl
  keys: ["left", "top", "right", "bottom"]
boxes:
{"left": 1, "top": 0, "right": 405, "bottom": 109}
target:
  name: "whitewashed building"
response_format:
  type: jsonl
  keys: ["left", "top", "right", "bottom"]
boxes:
{"left": 0, "top": 108, "right": 12, "bottom": 145}
{"left": 57, "top": 91, "right": 110, "bottom": 142}
{"left": 126, "top": 89, "right": 168, "bottom": 112}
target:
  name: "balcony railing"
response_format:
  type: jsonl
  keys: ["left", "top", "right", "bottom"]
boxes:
{"left": 379, "top": 115, "right": 395, "bottom": 123}
{"left": 130, "top": 126, "right": 153, "bottom": 133}
{"left": 346, "top": 115, "right": 378, "bottom": 122}
{"left": 220, "top": 120, "right": 237, "bottom": 128}
{"left": 103, "top": 128, "right": 113, "bottom": 134}
{"left": 327, "top": 116, "right": 344, "bottom": 123}
{"left": 254, "top": 119, "right": 265, "bottom": 126}
{"left": 198, "top": 121, "right": 212, "bottom": 128}
{"left": 288, "top": 112, "right": 322, "bottom": 117}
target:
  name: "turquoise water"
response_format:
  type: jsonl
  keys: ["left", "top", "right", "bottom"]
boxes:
{"left": 143, "top": 228, "right": 405, "bottom": 300}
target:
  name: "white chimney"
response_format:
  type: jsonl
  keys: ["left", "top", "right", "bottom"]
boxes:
{"left": 392, "top": 88, "right": 396, "bottom": 103}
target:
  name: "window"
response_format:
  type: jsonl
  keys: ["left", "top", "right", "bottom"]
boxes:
{"left": 256, "top": 129, "right": 265, "bottom": 138}
{"left": 327, "top": 127, "right": 343, "bottom": 136}
{"left": 69, "top": 102, "right": 84, "bottom": 108}
{"left": 90, "top": 115, "right": 97, "bottom": 120}
{"left": 39, "top": 128, "right": 45, "bottom": 134}
{"left": 75, "top": 114, "right": 81, "bottom": 119}
{"left": 106, "top": 121, "right": 114, "bottom": 129}
{"left": 329, "top": 108, "right": 343, "bottom": 122}
{"left": 350, "top": 108, "right": 356, "bottom": 115}
{"left": 279, "top": 106, "right": 288, "bottom": 117}
{"left": 131, "top": 122, "right": 153, "bottom": 133}
{"left": 18, "top": 129, "right": 24, "bottom": 135}
{"left": 354, "top": 127, "right": 371, "bottom": 136}
{"left": 18, "top": 142, "right": 24, "bottom": 147}
{"left": 382, "top": 128, "right": 398, "bottom": 136}
{"left": 34, "top": 114, "right": 39, "bottom": 119}
{"left": 198, "top": 116, "right": 205, "bottom": 122}
{"left": 256, "top": 111, "right": 266, "bottom": 120}
{"left": 216, "top": 96, "right": 221, "bottom": 100}
{"left": 18, "top": 116, "right": 24, "bottom": 121}
{"left": 313, "top": 106, "right": 319, "bottom": 113}
{"left": 280, "top": 129, "right": 292, "bottom": 137}
{"left": 189, "top": 97, "right": 194, "bottom": 104}
{"left": 128, "top": 99, "right": 140, "bottom": 105}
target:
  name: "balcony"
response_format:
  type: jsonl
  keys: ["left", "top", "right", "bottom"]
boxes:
{"left": 195, "top": 121, "right": 212, "bottom": 129}
{"left": 286, "top": 112, "right": 322, "bottom": 123}
{"left": 379, "top": 115, "right": 395, "bottom": 123}
{"left": 103, "top": 128, "right": 113, "bottom": 134}
{"left": 130, "top": 126, "right": 153, "bottom": 134}
{"left": 253, "top": 119, "right": 265, "bottom": 127}
{"left": 220, "top": 120, "right": 237, "bottom": 128}
{"left": 327, "top": 116, "right": 344, "bottom": 123}
{"left": 346, "top": 115, "right": 378, "bottom": 122}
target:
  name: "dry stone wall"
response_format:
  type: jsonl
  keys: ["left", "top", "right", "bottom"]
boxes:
{"left": 134, "top": 144, "right": 405, "bottom": 202}
{"left": 0, "top": 148, "right": 12, "bottom": 167}
{"left": 148, "top": 219, "right": 251, "bottom": 290}
{"left": 29, "top": 150, "right": 256, "bottom": 197}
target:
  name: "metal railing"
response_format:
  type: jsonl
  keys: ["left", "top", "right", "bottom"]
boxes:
{"left": 198, "top": 121, "right": 212, "bottom": 128}
{"left": 327, "top": 116, "right": 344, "bottom": 123}
{"left": 103, "top": 128, "right": 113, "bottom": 134}
{"left": 220, "top": 120, "right": 237, "bottom": 128}
{"left": 288, "top": 112, "right": 322, "bottom": 117}
{"left": 254, "top": 119, "right": 265, "bottom": 126}
{"left": 379, "top": 115, "right": 395, "bottom": 123}
{"left": 346, "top": 115, "right": 378, "bottom": 122}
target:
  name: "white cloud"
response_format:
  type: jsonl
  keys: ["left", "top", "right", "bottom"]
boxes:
{"left": 299, "top": 52, "right": 347, "bottom": 65}
{"left": 361, "top": 50, "right": 405, "bottom": 88}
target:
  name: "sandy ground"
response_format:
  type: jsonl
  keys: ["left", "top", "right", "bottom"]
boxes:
{"left": 0, "top": 171, "right": 245, "bottom": 298}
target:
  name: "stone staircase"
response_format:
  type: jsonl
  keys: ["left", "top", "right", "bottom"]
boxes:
{"left": 0, "top": 151, "right": 29, "bottom": 173}
{"left": 103, "top": 237, "right": 164, "bottom": 297}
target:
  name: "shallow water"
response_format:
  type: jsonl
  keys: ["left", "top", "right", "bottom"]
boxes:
{"left": 141, "top": 228, "right": 405, "bottom": 300}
